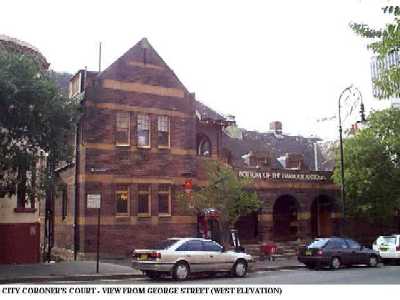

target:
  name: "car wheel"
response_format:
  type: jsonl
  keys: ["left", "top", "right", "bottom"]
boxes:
{"left": 330, "top": 257, "right": 341, "bottom": 270}
{"left": 172, "top": 261, "right": 190, "bottom": 281}
{"left": 232, "top": 259, "right": 248, "bottom": 277}
{"left": 368, "top": 255, "right": 379, "bottom": 267}
{"left": 145, "top": 271, "right": 161, "bottom": 280}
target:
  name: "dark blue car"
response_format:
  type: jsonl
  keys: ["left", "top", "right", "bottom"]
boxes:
{"left": 298, "top": 237, "right": 380, "bottom": 270}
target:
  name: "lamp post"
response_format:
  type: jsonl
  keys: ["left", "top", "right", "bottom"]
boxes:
{"left": 338, "top": 85, "right": 363, "bottom": 235}
{"left": 338, "top": 86, "right": 351, "bottom": 234}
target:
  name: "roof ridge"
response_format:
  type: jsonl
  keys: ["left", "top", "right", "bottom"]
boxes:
{"left": 97, "top": 38, "right": 190, "bottom": 95}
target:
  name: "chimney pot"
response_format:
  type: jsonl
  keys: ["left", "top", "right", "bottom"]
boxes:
{"left": 270, "top": 121, "right": 282, "bottom": 135}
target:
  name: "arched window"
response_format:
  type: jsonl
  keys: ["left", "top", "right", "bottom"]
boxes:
{"left": 197, "top": 135, "right": 212, "bottom": 157}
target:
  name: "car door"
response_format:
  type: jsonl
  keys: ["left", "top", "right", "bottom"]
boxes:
{"left": 331, "top": 238, "right": 352, "bottom": 265}
{"left": 202, "top": 241, "right": 233, "bottom": 272}
{"left": 175, "top": 240, "right": 205, "bottom": 272}
{"left": 345, "top": 239, "right": 367, "bottom": 265}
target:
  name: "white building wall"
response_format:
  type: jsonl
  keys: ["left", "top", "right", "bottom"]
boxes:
{"left": 0, "top": 194, "right": 39, "bottom": 224}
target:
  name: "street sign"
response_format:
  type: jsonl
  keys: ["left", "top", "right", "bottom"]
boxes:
{"left": 87, "top": 193, "right": 102, "bottom": 273}
{"left": 87, "top": 194, "right": 101, "bottom": 209}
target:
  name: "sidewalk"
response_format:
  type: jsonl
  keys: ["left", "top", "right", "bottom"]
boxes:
{"left": 0, "top": 261, "right": 142, "bottom": 284}
{"left": 0, "top": 258, "right": 304, "bottom": 284}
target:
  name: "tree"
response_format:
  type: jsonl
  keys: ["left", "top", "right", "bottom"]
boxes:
{"left": 179, "top": 161, "right": 261, "bottom": 244}
{"left": 332, "top": 108, "right": 400, "bottom": 225}
{"left": 350, "top": 6, "right": 400, "bottom": 98}
{"left": 0, "top": 49, "right": 79, "bottom": 204}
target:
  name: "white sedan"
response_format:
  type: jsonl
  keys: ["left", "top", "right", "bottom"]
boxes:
{"left": 132, "top": 237, "right": 253, "bottom": 280}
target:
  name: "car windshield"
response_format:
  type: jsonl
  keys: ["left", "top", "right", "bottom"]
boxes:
{"left": 308, "top": 239, "right": 329, "bottom": 248}
{"left": 151, "top": 239, "right": 179, "bottom": 250}
{"left": 377, "top": 236, "right": 396, "bottom": 245}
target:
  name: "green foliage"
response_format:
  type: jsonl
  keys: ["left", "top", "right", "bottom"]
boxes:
{"left": 332, "top": 108, "right": 400, "bottom": 223}
{"left": 0, "top": 49, "right": 79, "bottom": 200}
{"left": 350, "top": 7, "right": 400, "bottom": 99}
{"left": 178, "top": 161, "right": 261, "bottom": 231}
{"left": 383, "top": 6, "right": 400, "bottom": 16}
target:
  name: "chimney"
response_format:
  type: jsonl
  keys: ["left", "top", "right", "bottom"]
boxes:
{"left": 270, "top": 121, "right": 282, "bottom": 135}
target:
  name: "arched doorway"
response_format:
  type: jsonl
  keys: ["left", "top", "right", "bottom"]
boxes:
{"left": 311, "top": 195, "right": 334, "bottom": 237}
{"left": 235, "top": 211, "right": 259, "bottom": 243}
{"left": 273, "top": 195, "right": 299, "bottom": 241}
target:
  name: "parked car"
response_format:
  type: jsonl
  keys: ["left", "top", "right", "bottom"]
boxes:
{"left": 372, "top": 235, "right": 400, "bottom": 264}
{"left": 131, "top": 237, "right": 254, "bottom": 280}
{"left": 298, "top": 237, "right": 380, "bottom": 270}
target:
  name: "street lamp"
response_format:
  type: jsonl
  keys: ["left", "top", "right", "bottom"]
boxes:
{"left": 338, "top": 85, "right": 363, "bottom": 235}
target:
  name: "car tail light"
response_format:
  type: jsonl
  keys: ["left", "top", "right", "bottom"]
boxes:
{"left": 396, "top": 246, "right": 400, "bottom": 252}
{"left": 150, "top": 252, "right": 161, "bottom": 259}
{"left": 316, "top": 249, "right": 323, "bottom": 256}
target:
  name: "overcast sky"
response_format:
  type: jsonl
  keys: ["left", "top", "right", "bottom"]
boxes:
{"left": 1, "top": 0, "right": 396, "bottom": 140}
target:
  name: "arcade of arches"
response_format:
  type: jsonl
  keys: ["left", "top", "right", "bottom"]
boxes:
{"left": 235, "top": 190, "right": 340, "bottom": 243}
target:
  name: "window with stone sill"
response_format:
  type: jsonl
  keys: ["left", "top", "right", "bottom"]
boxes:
{"left": 158, "top": 184, "right": 171, "bottom": 216}
{"left": 157, "top": 116, "right": 170, "bottom": 148}
{"left": 116, "top": 190, "right": 129, "bottom": 215}
{"left": 116, "top": 112, "right": 130, "bottom": 146}
{"left": 137, "top": 184, "right": 151, "bottom": 216}
{"left": 137, "top": 114, "right": 150, "bottom": 148}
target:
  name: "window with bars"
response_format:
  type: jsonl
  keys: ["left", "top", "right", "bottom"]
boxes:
{"left": 138, "top": 184, "right": 151, "bottom": 216}
{"left": 157, "top": 116, "right": 170, "bottom": 148}
{"left": 116, "top": 112, "right": 130, "bottom": 146}
{"left": 137, "top": 114, "right": 150, "bottom": 147}
{"left": 116, "top": 190, "right": 129, "bottom": 215}
{"left": 158, "top": 184, "right": 171, "bottom": 216}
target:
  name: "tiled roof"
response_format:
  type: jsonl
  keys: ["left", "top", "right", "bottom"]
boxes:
{"left": 222, "top": 128, "right": 327, "bottom": 170}
{"left": 0, "top": 34, "right": 49, "bottom": 69}
{"left": 195, "top": 100, "right": 225, "bottom": 121}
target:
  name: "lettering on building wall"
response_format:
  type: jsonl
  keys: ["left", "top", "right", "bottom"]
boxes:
{"left": 238, "top": 170, "right": 328, "bottom": 181}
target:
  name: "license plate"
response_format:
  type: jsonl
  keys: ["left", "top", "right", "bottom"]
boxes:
{"left": 305, "top": 250, "right": 312, "bottom": 256}
{"left": 138, "top": 254, "right": 148, "bottom": 261}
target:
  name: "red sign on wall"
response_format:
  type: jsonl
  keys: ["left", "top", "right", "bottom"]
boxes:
{"left": 184, "top": 179, "right": 192, "bottom": 192}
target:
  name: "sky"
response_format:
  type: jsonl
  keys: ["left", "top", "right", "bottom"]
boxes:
{"left": 1, "top": 0, "right": 397, "bottom": 140}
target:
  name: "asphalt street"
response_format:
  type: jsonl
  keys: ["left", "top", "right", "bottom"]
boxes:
{"left": 49, "top": 265, "right": 400, "bottom": 285}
